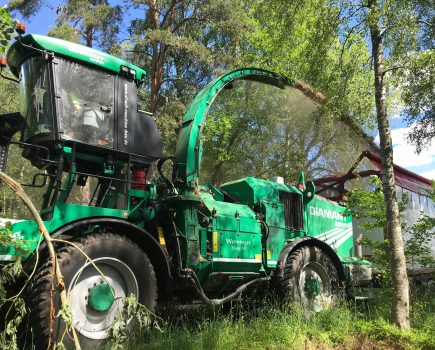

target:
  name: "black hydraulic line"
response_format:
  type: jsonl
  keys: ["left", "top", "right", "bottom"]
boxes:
{"left": 157, "top": 156, "right": 178, "bottom": 191}
{"left": 260, "top": 220, "right": 269, "bottom": 267}
{"left": 260, "top": 220, "right": 269, "bottom": 240}
{"left": 50, "top": 156, "right": 64, "bottom": 207}
{"left": 187, "top": 268, "right": 270, "bottom": 305}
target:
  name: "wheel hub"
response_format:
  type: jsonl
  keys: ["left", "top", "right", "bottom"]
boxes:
{"left": 299, "top": 261, "right": 333, "bottom": 312}
{"left": 304, "top": 278, "right": 321, "bottom": 299}
{"left": 68, "top": 257, "right": 139, "bottom": 340}
{"left": 88, "top": 282, "right": 115, "bottom": 312}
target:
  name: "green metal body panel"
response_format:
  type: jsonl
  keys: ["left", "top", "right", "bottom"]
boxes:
{"left": 218, "top": 177, "right": 306, "bottom": 268}
{"left": 6, "top": 34, "right": 146, "bottom": 80}
{"left": 201, "top": 197, "right": 262, "bottom": 273}
{"left": 306, "top": 195, "right": 354, "bottom": 258}
{"left": 220, "top": 177, "right": 301, "bottom": 206}
{"left": 0, "top": 204, "right": 130, "bottom": 260}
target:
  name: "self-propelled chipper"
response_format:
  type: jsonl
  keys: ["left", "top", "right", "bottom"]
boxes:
{"left": 0, "top": 28, "right": 371, "bottom": 348}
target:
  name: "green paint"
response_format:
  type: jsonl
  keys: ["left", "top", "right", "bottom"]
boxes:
{"left": 307, "top": 195, "right": 354, "bottom": 258}
{"left": 175, "top": 69, "right": 292, "bottom": 186}
{"left": 305, "top": 278, "right": 321, "bottom": 299}
{"left": 0, "top": 203, "right": 131, "bottom": 261}
{"left": 220, "top": 177, "right": 301, "bottom": 207}
{"left": 88, "top": 283, "right": 115, "bottom": 312}
{"left": 6, "top": 34, "right": 145, "bottom": 80}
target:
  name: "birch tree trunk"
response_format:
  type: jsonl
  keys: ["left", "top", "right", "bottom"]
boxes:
{"left": 368, "top": 0, "right": 410, "bottom": 329}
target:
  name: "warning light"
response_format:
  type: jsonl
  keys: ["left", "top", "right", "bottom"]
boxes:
{"left": 16, "top": 22, "right": 26, "bottom": 35}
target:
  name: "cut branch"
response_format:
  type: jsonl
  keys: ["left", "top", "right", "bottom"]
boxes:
{"left": 0, "top": 172, "right": 82, "bottom": 350}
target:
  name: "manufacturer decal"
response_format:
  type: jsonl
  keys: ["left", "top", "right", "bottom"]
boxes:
{"left": 309, "top": 206, "right": 345, "bottom": 222}
{"left": 225, "top": 238, "right": 251, "bottom": 251}
{"left": 68, "top": 45, "right": 105, "bottom": 65}
{"left": 123, "top": 83, "right": 129, "bottom": 146}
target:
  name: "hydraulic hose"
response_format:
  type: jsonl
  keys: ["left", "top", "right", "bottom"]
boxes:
{"left": 187, "top": 268, "right": 270, "bottom": 306}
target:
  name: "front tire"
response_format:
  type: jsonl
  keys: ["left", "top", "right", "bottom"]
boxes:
{"left": 278, "top": 245, "right": 339, "bottom": 313}
{"left": 27, "top": 233, "right": 157, "bottom": 349}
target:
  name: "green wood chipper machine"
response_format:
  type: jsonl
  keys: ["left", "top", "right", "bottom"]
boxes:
{"left": 0, "top": 27, "right": 371, "bottom": 348}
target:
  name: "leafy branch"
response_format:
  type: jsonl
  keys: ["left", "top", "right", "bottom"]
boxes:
{"left": 0, "top": 171, "right": 81, "bottom": 350}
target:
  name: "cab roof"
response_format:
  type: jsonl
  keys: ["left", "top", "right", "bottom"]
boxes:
{"left": 6, "top": 34, "right": 146, "bottom": 80}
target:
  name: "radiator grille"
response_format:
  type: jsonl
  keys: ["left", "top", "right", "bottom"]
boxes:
{"left": 279, "top": 191, "right": 304, "bottom": 230}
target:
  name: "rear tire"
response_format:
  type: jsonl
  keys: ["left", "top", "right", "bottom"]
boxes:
{"left": 278, "top": 245, "right": 339, "bottom": 313}
{"left": 26, "top": 233, "right": 157, "bottom": 349}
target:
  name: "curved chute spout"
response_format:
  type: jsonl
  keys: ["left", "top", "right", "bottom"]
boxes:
{"left": 174, "top": 68, "right": 320, "bottom": 190}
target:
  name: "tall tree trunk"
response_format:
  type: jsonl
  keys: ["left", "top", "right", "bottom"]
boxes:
{"left": 368, "top": 0, "right": 410, "bottom": 329}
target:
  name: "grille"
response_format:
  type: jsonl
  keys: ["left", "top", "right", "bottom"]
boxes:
{"left": 279, "top": 191, "right": 304, "bottom": 230}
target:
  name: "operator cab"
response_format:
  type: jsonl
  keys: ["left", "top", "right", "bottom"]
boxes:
{"left": 5, "top": 34, "right": 162, "bottom": 170}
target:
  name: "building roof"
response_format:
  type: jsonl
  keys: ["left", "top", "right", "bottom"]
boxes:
{"left": 363, "top": 151, "right": 432, "bottom": 193}
{"left": 314, "top": 150, "right": 433, "bottom": 198}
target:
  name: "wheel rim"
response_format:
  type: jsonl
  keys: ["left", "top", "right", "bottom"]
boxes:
{"left": 67, "top": 257, "right": 139, "bottom": 340}
{"left": 298, "top": 261, "right": 334, "bottom": 312}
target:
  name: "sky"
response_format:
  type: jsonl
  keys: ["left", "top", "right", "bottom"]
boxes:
{"left": 2, "top": 2, "right": 434, "bottom": 180}
{"left": 375, "top": 124, "right": 435, "bottom": 180}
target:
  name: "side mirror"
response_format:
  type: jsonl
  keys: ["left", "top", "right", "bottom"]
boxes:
{"left": 0, "top": 112, "right": 25, "bottom": 172}
{"left": 0, "top": 112, "right": 25, "bottom": 146}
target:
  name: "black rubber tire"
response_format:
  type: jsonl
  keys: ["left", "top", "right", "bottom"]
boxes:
{"left": 26, "top": 233, "right": 158, "bottom": 349}
{"left": 278, "top": 245, "right": 339, "bottom": 312}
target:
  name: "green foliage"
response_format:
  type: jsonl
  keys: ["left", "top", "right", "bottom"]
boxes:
{"left": 0, "top": 56, "right": 44, "bottom": 219}
{"left": 48, "top": 23, "right": 82, "bottom": 45}
{"left": 400, "top": 51, "right": 434, "bottom": 153}
{"left": 0, "top": 7, "right": 16, "bottom": 54}
{"left": 129, "top": 0, "right": 254, "bottom": 155}
{"left": 345, "top": 175, "right": 408, "bottom": 230}
{"left": 0, "top": 259, "right": 22, "bottom": 299}
{"left": 234, "top": 0, "right": 375, "bottom": 181}
{"left": 48, "top": 0, "right": 122, "bottom": 51}
{"left": 0, "top": 256, "right": 25, "bottom": 350}
{"left": 7, "top": 0, "right": 42, "bottom": 18}
{"left": 109, "top": 296, "right": 162, "bottom": 350}
{"left": 104, "top": 298, "right": 435, "bottom": 350}
{"left": 0, "top": 297, "right": 25, "bottom": 350}
{"left": 405, "top": 214, "right": 435, "bottom": 268}
{"left": 346, "top": 175, "right": 435, "bottom": 277}
{"left": 356, "top": 317, "right": 435, "bottom": 350}
{"left": 0, "top": 223, "right": 30, "bottom": 255}
{"left": 345, "top": 176, "right": 387, "bottom": 229}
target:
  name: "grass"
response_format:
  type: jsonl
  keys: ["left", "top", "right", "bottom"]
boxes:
{"left": 104, "top": 286, "right": 435, "bottom": 350}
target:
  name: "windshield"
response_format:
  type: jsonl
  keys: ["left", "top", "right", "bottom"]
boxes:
{"left": 20, "top": 57, "right": 54, "bottom": 141}
{"left": 200, "top": 77, "right": 321, "bottom": 185}
{"left": 56, "top": 58, "right": 114, "bottom": 147}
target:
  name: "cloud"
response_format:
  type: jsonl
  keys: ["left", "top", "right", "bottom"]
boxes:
{"left": 374, "top": 125, "right": 435, "bottom": 175}
{"left": 420, "top": 169, "right": 435, "bottom": 181}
